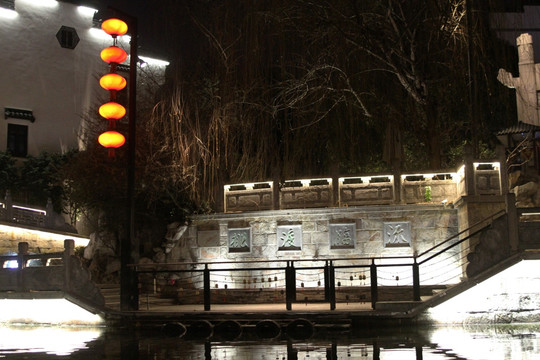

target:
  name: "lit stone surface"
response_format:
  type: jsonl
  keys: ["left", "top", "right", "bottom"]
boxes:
{"left": 428, "top": 260, "right": 540, "bottom": 324}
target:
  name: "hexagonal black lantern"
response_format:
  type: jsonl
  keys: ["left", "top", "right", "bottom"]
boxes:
{"left": 56, "top": 26, "right": 79, "bottom": 49}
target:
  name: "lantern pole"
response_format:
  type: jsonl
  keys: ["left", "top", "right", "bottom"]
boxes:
{"left": 125, "top": 12, "right": 138, "bottom": 312}
{"left": 107, "top": 7, "right": 138, "bottom": 312}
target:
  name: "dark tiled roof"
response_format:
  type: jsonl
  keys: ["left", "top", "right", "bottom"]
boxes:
{"left": 496, "top": 122, "right": 540, "bottom": 135}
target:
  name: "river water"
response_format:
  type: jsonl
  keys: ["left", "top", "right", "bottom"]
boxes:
{"left": 1, "top": 324, "right": 539, "bottom": 359}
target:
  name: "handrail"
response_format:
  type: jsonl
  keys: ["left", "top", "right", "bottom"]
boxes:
{"left": 132, "top": 255, "right": 418, "bottom": 269}
{"left": 416, "top": 209, "right": 506, "bottom": 259}
{"left": 0, "top": 252, "right": 63, "bottom": 261}
{"left": 417, "top": 223, "right": 495, "bottom": 266}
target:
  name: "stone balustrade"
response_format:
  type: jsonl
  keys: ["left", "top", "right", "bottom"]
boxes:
{"left": 0, "top": 191, "right": 75, "bottom": 232}
{"left": 223, "top": 162, "right": 502, "bottom": 213}
{"left": 0, "top": 240, "right": 104, "bottom": 306}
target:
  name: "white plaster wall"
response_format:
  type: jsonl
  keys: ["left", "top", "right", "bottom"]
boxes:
{"left": 0, "top": 0, "right": 168, "bottom": 156}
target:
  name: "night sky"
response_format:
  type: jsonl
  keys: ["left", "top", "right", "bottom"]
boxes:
{"left": 91, "top": 0, "right": 165, "bottom": 58}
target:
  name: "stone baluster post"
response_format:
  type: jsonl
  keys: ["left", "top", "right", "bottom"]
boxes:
{"left": 497, "top": 146, "right": 519, "bottom": 251}
{"left": 331, "top": 163, "right": 340, "bottom": 207}
{"left": 463, "top": 144, "right": 476, "bottom": 196}
{"left": 5, "top": 190, "right": 12, "bottom": 222}
{"left": 393, "top": 169, "right": 402, "bottom": 204}
{"left": 45, "top": 198, "right": 54, "bottom": 228}
{"left": 63, "top": 239, "right": 74, "bottom": 292}
{"left": 17, "top": 242, "right": 28, "bottom": 292}
{"left": 272, "top": 169, "right": 280, "bottom": 210}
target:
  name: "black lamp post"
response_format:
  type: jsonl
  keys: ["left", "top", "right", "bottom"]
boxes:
{"left": 100, "top": 8, "right": 139, "bottom": 312}
{"left": 122, "top": 10, "right": 139, "bottom": 312}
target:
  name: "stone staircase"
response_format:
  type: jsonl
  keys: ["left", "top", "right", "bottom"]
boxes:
{"left": 97, "top": 284, "right": 178, "bottom": 311}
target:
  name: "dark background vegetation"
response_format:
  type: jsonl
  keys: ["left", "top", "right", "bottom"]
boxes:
{"left": 1, "top": 0, "right": 520, "bottom": 240}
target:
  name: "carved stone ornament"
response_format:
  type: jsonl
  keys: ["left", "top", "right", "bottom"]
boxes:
{"left": 329, "top": 224, "right": 356, "bottom": 249}
{"left": 228, "top": 228, "right": 251, "bottom": 253}
{"left": 277, "top": 225, "right": 302, "bottom": 251}
{"left": 383, "top": 222, "right": 411, "bottom": 247}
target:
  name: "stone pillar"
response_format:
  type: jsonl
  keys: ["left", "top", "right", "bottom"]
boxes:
{"left": 45, "top": 198, "right": 54, "bottom": 228}
{"left": 216, "top": 180, "right": 224, "bottom": 213}
{"left": 498, "top": 146, "right": 519, "bottom": 251}
{"left": 497, "top": 145, "right": 509, "bottom": 195}
{"left": 393, "top": 168, "right": 402, "bottom": 204}
{"left": 4, "top": 190, "right": 12, "bottom": 222}
{"left": 17, "top": 242, "right": 28, "bottom": 292}
{"left": 330, "top": 163, "right": 339, "bottom": 207}
{"left": 272, "top": 171, "right": 280, "bottom": 211}
{"left": 516, "top": 34, "right": 539, "bottom": 126}
{"left": 464, "top": 144, "right": 476, "bottom": 196}
{"left": 64, "top": 239, "right": 74, "bottom": 292}
{"left": 497, "top": 33, "right": 540, "bottom": 126}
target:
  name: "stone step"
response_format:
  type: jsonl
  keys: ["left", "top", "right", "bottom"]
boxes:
{"left": 375, "top": 301, "right": 423, "bottom": 312}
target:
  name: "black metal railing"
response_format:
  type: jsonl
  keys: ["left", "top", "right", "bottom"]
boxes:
{"left": 134, "top": 209, "right": 508, "bottom": 311}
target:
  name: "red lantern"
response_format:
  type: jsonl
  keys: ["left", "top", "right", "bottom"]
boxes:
{"left": 101, "top": 18, "right": 128, "bottom": 37}
{"left": 98, "top": 131, "right": 125, "bottom": 148}
{"left": 99, "top": 73, "right": 127, "bottom": 91}
{"left": 99, "top": 102, "right": 126, "bottom": 119}
{"left": 100, "top": 46, "right": 127, "bottom": 64}
{"left": 98, "top": 18, "right": 130, "bottom": 155}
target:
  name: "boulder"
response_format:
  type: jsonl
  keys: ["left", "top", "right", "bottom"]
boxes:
{"left": 513, "top": 181, "right": 538, "bottom": 203}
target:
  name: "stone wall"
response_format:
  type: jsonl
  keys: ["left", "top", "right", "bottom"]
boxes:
{"left": 0, "top": 223, "right": 89, "bottom": 255}
{"left": 173, "top": 205, "right": 458, "bottom": 264}
{"left": 427, "top": 260, "right": 540, "bottom": 324}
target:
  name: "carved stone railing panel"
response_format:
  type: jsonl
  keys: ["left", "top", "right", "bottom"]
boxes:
{"left": 223, "top": 162, "right": 500, "bottom": 212}
{"left": 474, "top": 163, "right": 501, "bottom": 195}
{"left": 224, "top": 182, "right": 273, "bottom": 212}
{"left": 279, "top": 179, "right": 333, "bottom": 209}
{"left": 11, "top": 206, "right": 46, "bottom": 227}
{"left": 402, "top": 174, "right": 459, "bottom": 204}
{"left": 339, "top": 176, "right": 394, "bottom": 206}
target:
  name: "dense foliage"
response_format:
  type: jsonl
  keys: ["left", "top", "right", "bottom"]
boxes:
{"left": 0, "top": 151, "right": 74, "bottom": 214}
{"left": 54, "top": 1, "right": 519, "bottom": 234}
{"left": 139, "top": 0, "right": 516, "bottom": 210}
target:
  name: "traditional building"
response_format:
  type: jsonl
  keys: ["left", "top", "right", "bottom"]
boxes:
{"left": 0, "top": 0, "right": 168, "bottom": 157}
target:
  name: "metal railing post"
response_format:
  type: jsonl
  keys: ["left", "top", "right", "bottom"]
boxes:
{"left": 328, "top": 260, "right": 336, "bottom": 310}
{"left": 203, "top": 264, "right": 211, "bottom": 311}
{"left": 324, "top": 261, "right": 329, "bottom": 301}
{"left": 285, "top": 261, "right": 296, "bottom": 310}
{"left": 370, "top": 258, "right": 378, "bottom": 309}
{"left": 413, "top": 257, "right": 420, "bottom": 301}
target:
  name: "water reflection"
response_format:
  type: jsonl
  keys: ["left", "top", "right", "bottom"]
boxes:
{"left": 0, "top": 326, "right": 102, "bottom": 358}
{"left": 0, "top": 324, "right": 539, "bottom": 359}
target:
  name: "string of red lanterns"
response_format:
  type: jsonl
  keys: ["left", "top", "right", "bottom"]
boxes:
{"left": 98, "top": 18, "right": 129, "bottom": 156}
